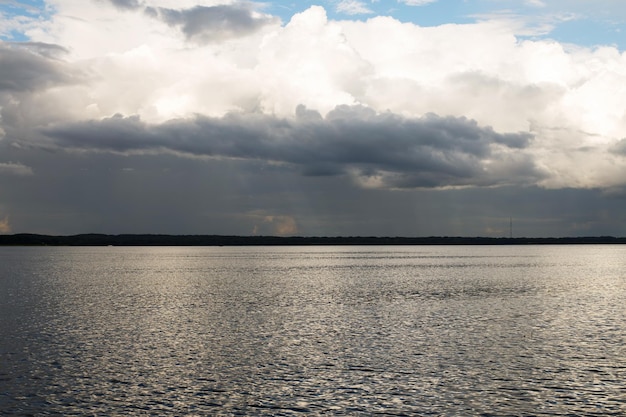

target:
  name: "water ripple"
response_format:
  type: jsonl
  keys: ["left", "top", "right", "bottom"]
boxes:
{"left": 1, "top": 245, "right": 625, "bottom": 415}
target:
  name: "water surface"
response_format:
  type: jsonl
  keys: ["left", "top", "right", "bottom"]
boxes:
{"left": 1, "top": 245, "right": 625, "bottom": 415}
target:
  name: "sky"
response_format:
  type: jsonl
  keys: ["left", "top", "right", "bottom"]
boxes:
{"left": 0, "top": 0, "right": 626, "bottom": 237}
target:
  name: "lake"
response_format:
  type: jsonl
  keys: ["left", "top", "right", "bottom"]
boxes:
{"left": 1, "top": 245, "right": 625, "bottom": 415}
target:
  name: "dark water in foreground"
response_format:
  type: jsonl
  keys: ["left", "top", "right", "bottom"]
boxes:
{"left": 1, "top": 245, "right": 625, "bottom": 416}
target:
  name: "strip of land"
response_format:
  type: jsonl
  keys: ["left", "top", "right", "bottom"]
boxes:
{"left": 0, "top": 234, "right": 625, "bottom": 246}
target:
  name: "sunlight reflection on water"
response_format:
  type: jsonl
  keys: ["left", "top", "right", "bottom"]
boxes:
{"left": 1, "top": 245, "right": 626, "bottom": 415}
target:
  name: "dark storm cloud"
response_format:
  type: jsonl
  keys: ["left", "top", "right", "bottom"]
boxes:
{"left": 145, "top": 3, "right": 279, "bottom": 42}
{"left": 3, "top": 145, "right": 623, "bottom": 237}
{"left": 0, "top": 42, "right": 72, "bottom": 92}
{"left": 41, "top": 105, "right": 540, "bottom": 189}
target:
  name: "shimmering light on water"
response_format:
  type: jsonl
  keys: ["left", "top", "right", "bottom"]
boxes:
{"left": 1, "top": 245, "right": 626, "bottom": 415}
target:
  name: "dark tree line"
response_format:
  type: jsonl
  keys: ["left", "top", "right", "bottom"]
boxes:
{"left": 1, "top": 233, "right": 625, "bottom": 246}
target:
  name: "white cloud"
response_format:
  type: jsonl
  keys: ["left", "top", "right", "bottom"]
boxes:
{"left": 0, "top": 162, "right": 33, "bottom": 175}
{"left": 525, "top": 0, "right": 546, "bottom": 7}
{"left": 336, "top": 0, "right": 373, "bottom": 15}
{"left": 399, "top": 0, "right": 438, "bottom": 6}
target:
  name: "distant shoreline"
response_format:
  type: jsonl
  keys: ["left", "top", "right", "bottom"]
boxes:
{"left": 1, "top": 234, "right": 625, "bottom": 246}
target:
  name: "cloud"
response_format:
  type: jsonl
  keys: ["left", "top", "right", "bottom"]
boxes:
{"left": 336, "top": 1, "right": 373, "bottom": 15}
{"left": 469, "top": 10, "right": 577, "bottom": 37}
{"left": 610, "top": 139, "right": 626, "bottom": 155}
{"left": 105, "top": 0, "right": 142, "bottom": 10}
{"left": 261, "top": 215, "right": 298, "bottom": 235}
{"left": 525, "top": 0, "right": 547, "bottom": 7}
{"left": 2, "top": 4, "right": 626, "bottom": 193}
{"left": 147, "top": 3, "right": 279, "bottom": 42}
{"left": 0, "top": 42, "right": 73, "bottom": 92}
{"left": 0, "top": 162, "right": 33, "bottom": 176}
{"left": 1, "top": 2, "right": 625, "bottom": 237}
{"left": 0, "top": 215, "right": 10, "bottom": 234}
{"left": 40, "top": 106, "right": 538, "bottom": 189}
{"left": 399, "top": 0, "right": 438, "bottom": 6}
{"left": 7, "top": 41, "right": 70, "bottom": 58}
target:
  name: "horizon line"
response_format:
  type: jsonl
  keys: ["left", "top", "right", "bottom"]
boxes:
{"left": 1, "top": 233, "right": 626, "bottom": 246}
